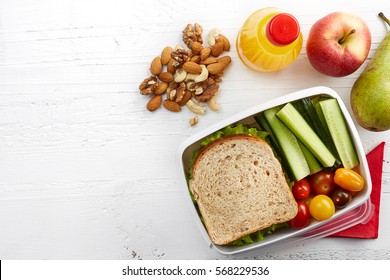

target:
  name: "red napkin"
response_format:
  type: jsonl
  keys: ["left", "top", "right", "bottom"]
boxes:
{"left": 330, "top": 142, "right": 385, "bottom": 238}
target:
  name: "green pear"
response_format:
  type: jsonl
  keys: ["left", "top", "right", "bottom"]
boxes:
{"left": 351, "top": 12, "right": 390, "bottom": 132}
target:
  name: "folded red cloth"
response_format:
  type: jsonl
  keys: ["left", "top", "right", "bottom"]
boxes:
{"left": 330, "top": 142, "right": 385, "bottom": 238}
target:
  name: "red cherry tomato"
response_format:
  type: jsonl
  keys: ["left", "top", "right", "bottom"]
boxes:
{"left": 288, "top": 202, "right": 311, "bottom": 229}
{"left": 308, "top": 170, "right": 337, "bottom": 196}
{"left": 292, "top": 178, "right": 311, "bottom": 201}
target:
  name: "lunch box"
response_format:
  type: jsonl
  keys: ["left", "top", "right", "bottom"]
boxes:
{"left": 177, "top": 86, "right": 373, "bottom": 255}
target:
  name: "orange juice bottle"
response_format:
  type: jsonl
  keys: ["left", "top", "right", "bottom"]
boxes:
{"left": 236, "top": 7, "right": 303, "bottom": 72}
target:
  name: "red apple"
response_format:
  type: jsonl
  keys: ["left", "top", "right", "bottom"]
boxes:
{"left": 306, "top": 12, "right": 371, "bottom": 77}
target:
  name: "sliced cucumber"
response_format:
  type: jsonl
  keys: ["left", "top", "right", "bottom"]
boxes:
{"left": 319, "top": 98, "right": 359, "bottom": 169}
{"left": 312, "top": 96, "right": 333, "bottom": 140}
{"left": 294, "top": 97, "right": 341, "bottom": 168}
{"left": 255, "top": 114, "right": 294, "bottom": 180}
{"left": 298, "top": 141, "right": 323, "bottom": 175}
{"left": 263, "top": 107, "right": 310, "bottom": 181}
{"left": 276, "top": 103, "right": 336, "bottom": 167}
{"left": 312, "top": 96, "right": 330, "bottom": 134}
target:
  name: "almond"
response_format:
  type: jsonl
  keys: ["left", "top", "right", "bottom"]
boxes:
{"left": 158, "top": 72, "right": 174, "bottom": 83}
{"left": 220, "top": 35, "right": 230, "bottom": 51}
{"left": 167, "top": 58, "right": 177, "bottom": 74}
{"left": 161, "top": 46, "right": 173, "bottom": 65}
{"left": 163, "top": 99, "right": 181, "bottom": 112}
{"left": 146, "top": 95, "right": 162, "bottom": 111}
{"left": 200, "top": 47, "right": 211, "bottom": 60}
{"left": 182, "top": 61, "right": 202, "bottom": 74}
{"left": 207, "top": 62, "right": 226, "bottom": 75}
{"left": 177, "top": 90, "right": 192, "bottom": 106}
{"left": 190, "top": 55, "right": 201, "bottom": 63}
{"left": 211, "top": 42, "right": 224, "bottom": 57}
{"left": 217, "top": 55, "right": 231, "bottom": 66}
{"left": 150, "top": 56, "right": 162, "bottom": 76}
{"left": 154, "top": 82, "right": 168, "bottom": 95}
{"left": 200, "top": 57, "right": 218, "bottom": 65}
{"left": 191, "top": 41, "right": 203, "bottom": 55}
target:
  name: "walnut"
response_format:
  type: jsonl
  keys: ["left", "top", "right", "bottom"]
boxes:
{"left": 139, "top": 76, "right": 158, "bottom": 95}
{"left": 182, "top": 23, "right": 203, "bottom": 49}
{"left": 210, "top": 73, "right": 223, "bottom": 83}
{"left": 193, "top": 78, "right": 219, "bottom": 102}
{"left": 177, "top": 82, "right": 186, "bottom": 94}
{"left": 175, "top": 82, "right": 187, "bottom": 103}
{"left": 166, "top": 81, "right": 178, "bottom": 95}
{"left": 171, "top": 49, "right": 191, "bottom": 65}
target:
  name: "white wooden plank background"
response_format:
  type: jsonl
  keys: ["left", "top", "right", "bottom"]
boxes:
{"left": 0, "top": 0, "right": 389, "bottom": 259}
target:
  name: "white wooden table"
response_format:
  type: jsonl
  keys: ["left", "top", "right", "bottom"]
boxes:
{"left": 1, "top": 0, "right": 389, "bottom": 259}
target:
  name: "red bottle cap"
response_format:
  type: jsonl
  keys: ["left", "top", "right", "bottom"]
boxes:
{"left": 266, "top": 13, "right": 300, "bottom": 46}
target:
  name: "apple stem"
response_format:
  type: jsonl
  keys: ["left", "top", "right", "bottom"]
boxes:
{"left": 338, "top": 29, "right": 356, "bottom": 44}
{"left": 379, "top": 12, "right": 390, "bottom": 27}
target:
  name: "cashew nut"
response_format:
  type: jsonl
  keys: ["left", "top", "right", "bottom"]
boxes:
{"left": 207, "top": 28, "right": 221, "bottom": 46}
{"left": 194, "top": 87, "right": 203, "bottom": 95}
{"left": 174, "top": 68, "right": 187, "bottom": 83}
{"left": 207, "top": 95, "right": 220, "bottom": 112}
{"left": 185, "top": 65, "right": 208, "bottom": 83}
{"left": 185, "top": 72, "right": 198, "bottom": 81}
{"left": 194, "top": 65, "right": 208, "bottom": 83}
{"left": 186, "top": 100, "right": 205, "bottom": 115}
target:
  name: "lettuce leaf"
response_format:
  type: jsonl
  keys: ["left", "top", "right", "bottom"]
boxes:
{"left": 199, "top": 124, "right": 268, "bottom": 147}
{"left": 229, "top": 223, "right": 288, "bottom": 246}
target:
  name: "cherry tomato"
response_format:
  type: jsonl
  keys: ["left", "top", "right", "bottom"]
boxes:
{"left": 292, "top": 178, "right": 311, "bottom": 201}
{"left": 288, "top": 202, "right": 311, "bottom": 229}
{"left": 334, "top": 168, "right": 365, "bottom": 192}
{"left": 308, "top": 170, "right": 337, "bottom": 196}
{"left": 331, "top": 188, "right": 352, "bottom": 209}
{"left": 309, "top": 194, "right": 335, "bottom": 221}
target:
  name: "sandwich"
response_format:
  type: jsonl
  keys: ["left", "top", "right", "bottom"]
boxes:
{"left": 188, "top": 125, "right": 298, "bottom": 245}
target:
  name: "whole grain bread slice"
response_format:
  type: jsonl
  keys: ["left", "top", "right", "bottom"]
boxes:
{"left": 189, "top": 134, "right": 298, "bottom": 245}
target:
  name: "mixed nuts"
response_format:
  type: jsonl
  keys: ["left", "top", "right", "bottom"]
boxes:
{"left": 138, "top": 23, "right": 232, "bottom": 126}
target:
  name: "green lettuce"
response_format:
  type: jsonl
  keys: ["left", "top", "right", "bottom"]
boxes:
{"left": 229, "top": 223, "right": 288, "bottom": 246}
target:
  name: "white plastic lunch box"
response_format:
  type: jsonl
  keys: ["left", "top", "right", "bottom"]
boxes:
{"left": 177, "top": 86, "right": 373, "bottom": 255}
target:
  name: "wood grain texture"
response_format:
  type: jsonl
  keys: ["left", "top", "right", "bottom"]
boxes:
{"left": 0, "top": 0, "right": 389, "bottom": 259}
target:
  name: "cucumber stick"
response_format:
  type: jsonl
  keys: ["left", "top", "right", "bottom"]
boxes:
{"left": 319, "top": 98, "right": 359, "bottom": 169}
{"left": 311, "top": 96, "right": 329, "bottom": 130}
{"left": 293, "top": 98, "right": 341, "bottom": 167}
{"left": 276, "top": 103, "right": 336, "bottom": 167}
{"left": 263, "top": 107, "right": 310, "bottom": 181}
{"left": 298, "top": 141, "right": 323, "bottom": 175}
{"left": 255, "top": 114, "right": 294, "bottom": 180}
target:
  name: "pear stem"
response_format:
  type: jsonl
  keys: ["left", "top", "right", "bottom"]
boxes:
{"left": 338, "top": 29, "right": 356, "bottom": 44}
{"left": 379, "top": 12, "right": 390, "bottom": 27}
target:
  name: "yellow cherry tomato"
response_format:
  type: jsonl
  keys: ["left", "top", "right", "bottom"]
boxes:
{"left": 309, "top": 195, "right": 335, "bottom": 221}
{"left": 334, "top": 168, "right": 365, "bottom": 192}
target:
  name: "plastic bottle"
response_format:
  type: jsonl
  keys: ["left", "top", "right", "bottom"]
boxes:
{"left": 236, "top": 7, "right": 303, "bottom": 72}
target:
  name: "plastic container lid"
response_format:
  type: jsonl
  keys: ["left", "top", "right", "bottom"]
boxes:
{"left": 266, "top": 13, "right": 300, "bottom": 46}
